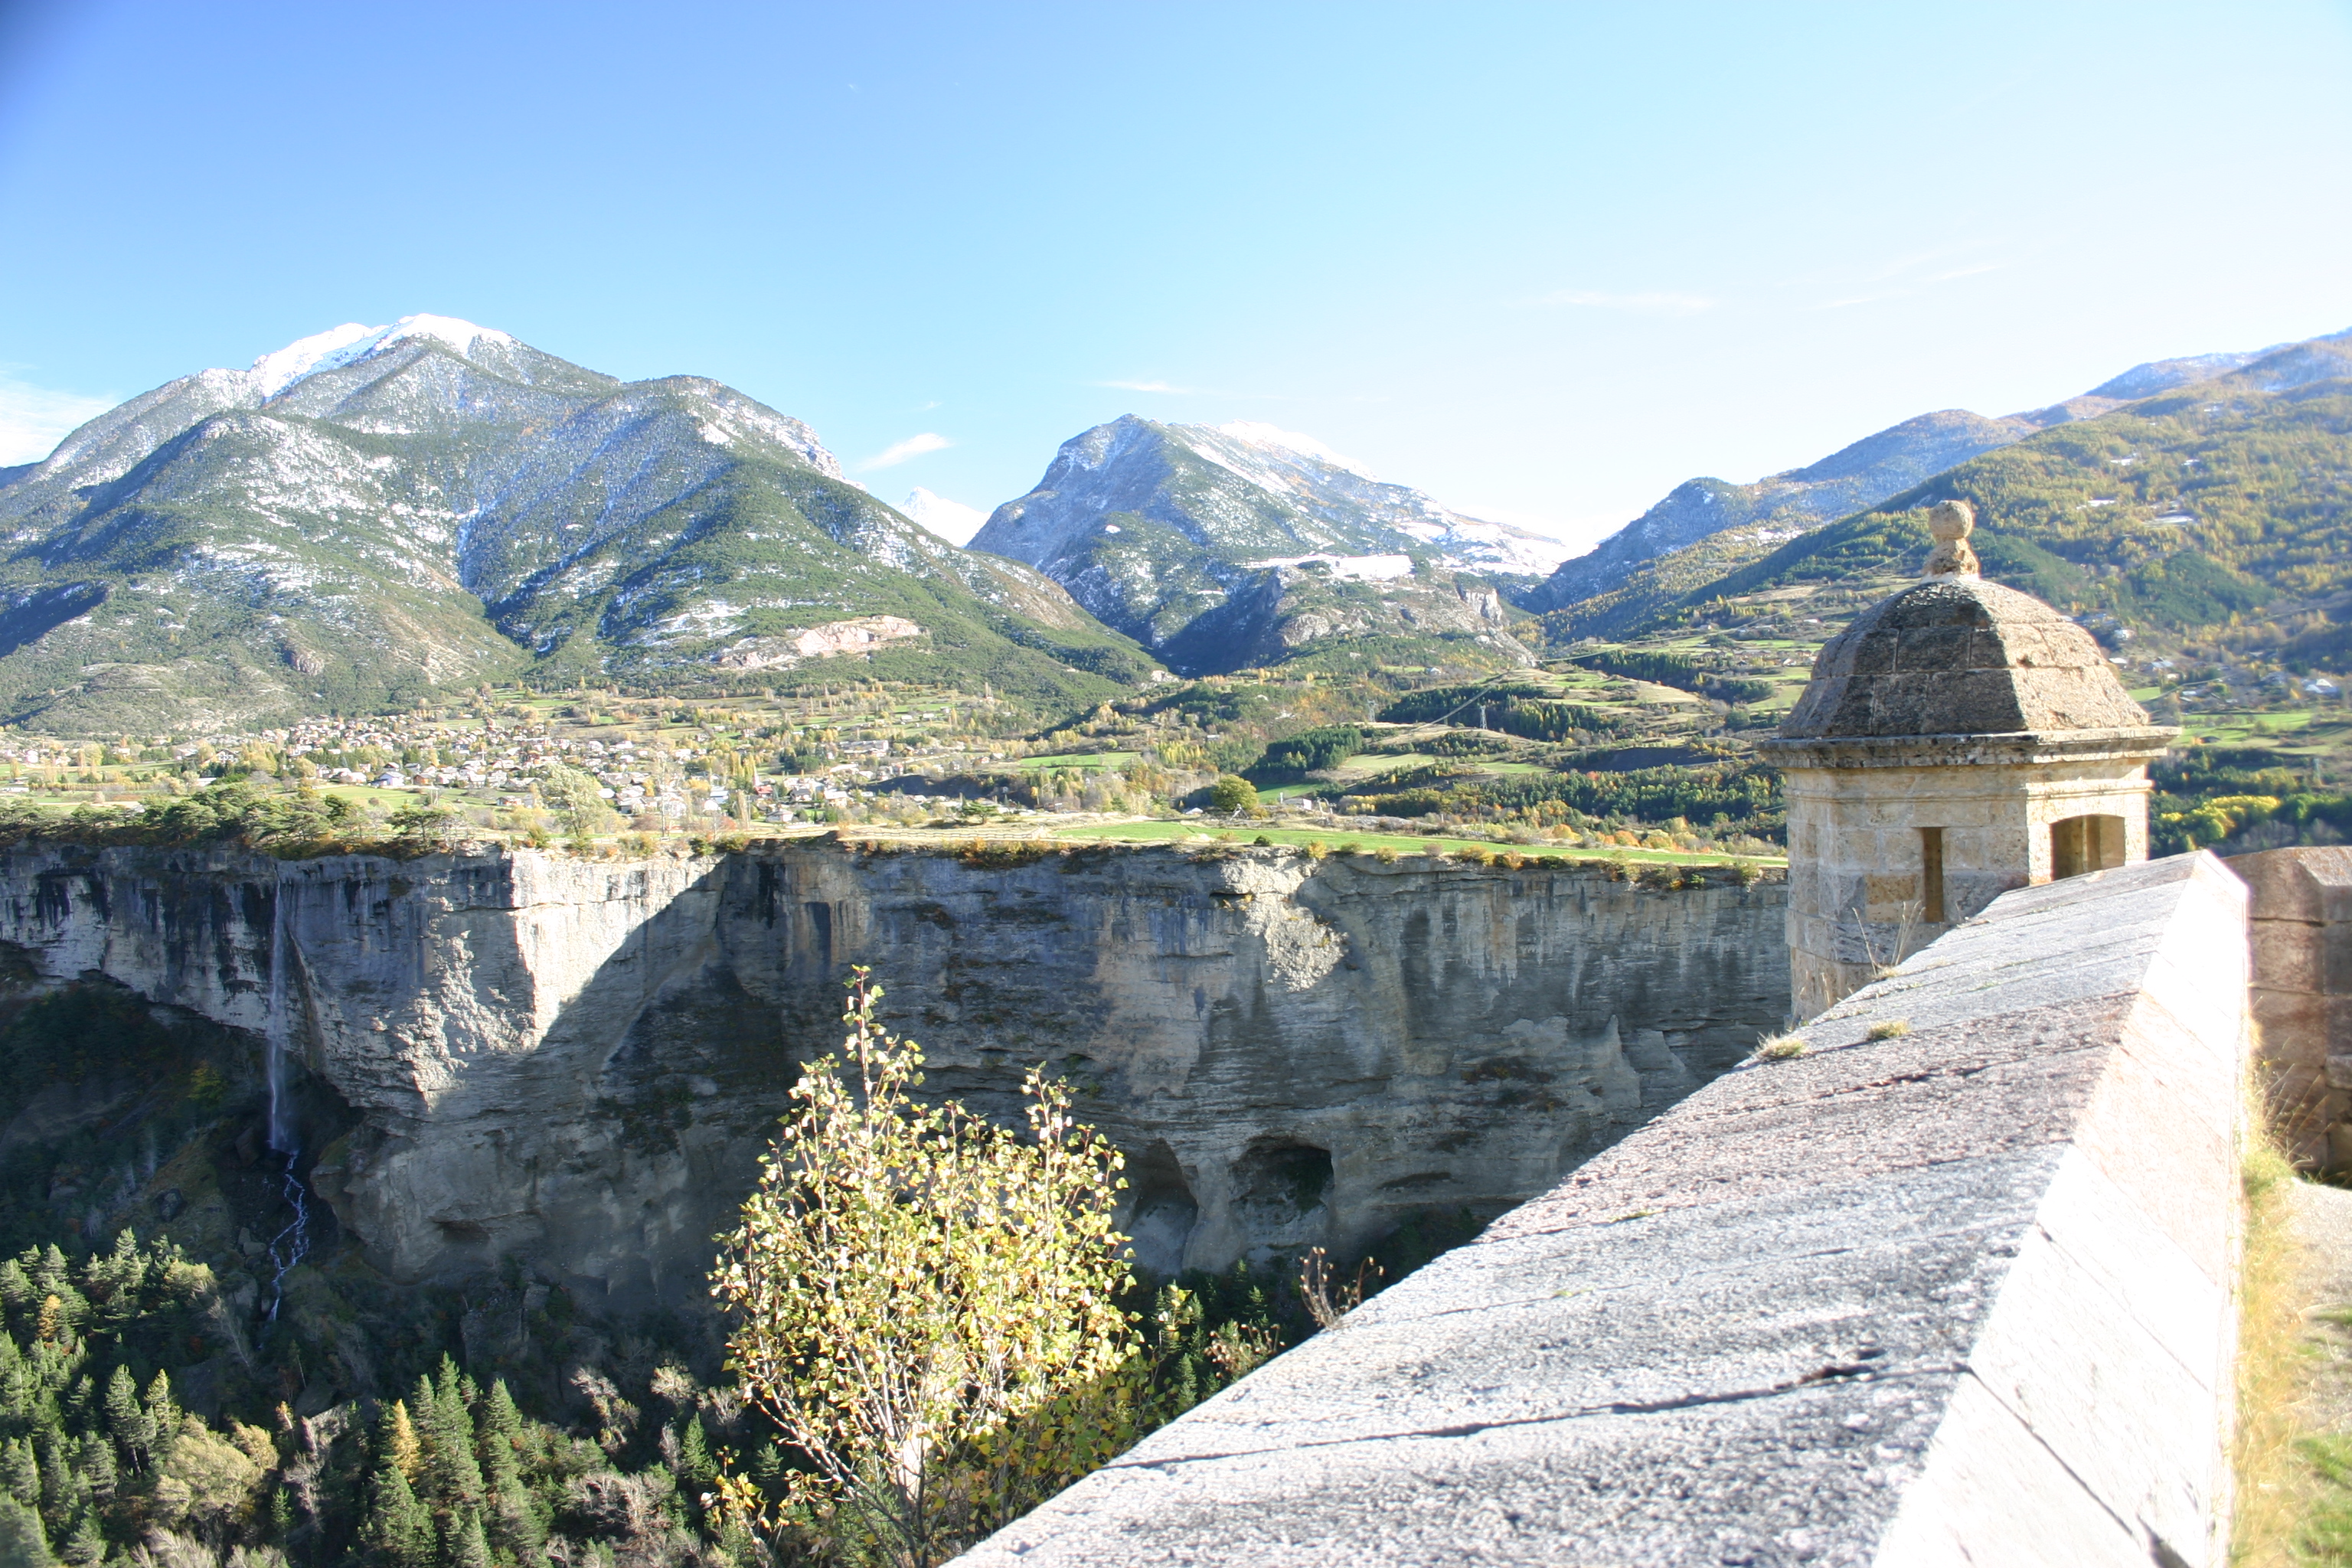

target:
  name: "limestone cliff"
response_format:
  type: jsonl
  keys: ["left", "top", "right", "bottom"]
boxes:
{"left": 0, "top": 841, "right": 1786, "bottom": 1308}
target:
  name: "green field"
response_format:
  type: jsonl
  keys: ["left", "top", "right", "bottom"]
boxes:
{"left": 1018, "top": 751, "right": 1141, "bottom": 770}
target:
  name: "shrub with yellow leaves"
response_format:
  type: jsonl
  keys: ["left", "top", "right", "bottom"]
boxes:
{"left": 712, "top": 968, "right": 1143, "bottom": 1566}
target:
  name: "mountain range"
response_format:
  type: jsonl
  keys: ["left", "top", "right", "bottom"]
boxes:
{"left": 0, "top": 318, "right": 1153, "bottom": 732}
{"left": 8, "top": 312, "right": 2345, "bottom": 736}
{"left": 970, "top": 416, "right": 1566, "bottom": 675}
{"left": 1524, "top": 340, "right": 2298, "bottom": 616}
{"left": 1635, "top": 330, "right": 2352, "bottom": 642}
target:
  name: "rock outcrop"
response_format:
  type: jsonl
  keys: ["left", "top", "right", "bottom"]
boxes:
{"left": 0, "top": 841, "right": 1785, "bottom": 1308}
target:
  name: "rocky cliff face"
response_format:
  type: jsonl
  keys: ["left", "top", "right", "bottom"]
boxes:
{"left": 0, "top": 841, "right": 1785, "bottom": 1310}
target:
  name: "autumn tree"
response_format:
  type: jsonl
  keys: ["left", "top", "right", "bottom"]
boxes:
{"left": 712, "top": 969, "right": 1142, "bottom": 1566}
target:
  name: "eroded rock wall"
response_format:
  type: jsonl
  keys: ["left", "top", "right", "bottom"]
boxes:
{"left": 0, "top": 842, "right": 1786, "bottom": 1308}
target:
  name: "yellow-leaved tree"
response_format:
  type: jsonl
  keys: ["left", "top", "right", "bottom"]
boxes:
{"left": 711, "top": 969, "right": 1144, "bottom": 1566}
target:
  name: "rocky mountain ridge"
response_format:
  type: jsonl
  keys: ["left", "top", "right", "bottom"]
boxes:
{"left": 972, "top": 415, "right": 1563, "bottom": 675}
{"left": 0, "top": 318, "right": 1152, "bottom": 732}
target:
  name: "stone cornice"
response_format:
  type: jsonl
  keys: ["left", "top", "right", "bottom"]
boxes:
{"left": 1756, "top": 725, "right": 2179, "bottom": 769}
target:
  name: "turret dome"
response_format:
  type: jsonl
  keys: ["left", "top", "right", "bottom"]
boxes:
{"left": 1777, "top": 576, "right": 2155, "bottom": 740}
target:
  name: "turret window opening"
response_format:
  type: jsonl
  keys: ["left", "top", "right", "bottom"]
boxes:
{"left": 1919, "top": 827, "right": 1945, "bottom": 924}
{"left": 2050, "top": 814, "right": 2125, "bottom": 880}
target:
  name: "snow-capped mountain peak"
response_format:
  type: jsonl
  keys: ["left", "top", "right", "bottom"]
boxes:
{"left": 1212, "top": 420, "right": 1373, "bottom": 476}
{"left": 245, "top": 315, "right": 518, "bottom": 397}
{"left": 900, "top": 487, "right": 988, "bottom": 545}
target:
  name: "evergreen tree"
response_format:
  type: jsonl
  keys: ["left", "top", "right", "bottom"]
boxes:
{"left": 478, "top": 1379, "right": 523, "bottom": 1470}
{"left": 415, "top": 1363, "right": 482, "bottom": 1505}
{"left": 0, "top": 1441, "right": 34, "bottom": 1509}
{"left": 77, "top": 1442, "right": 109, "bottom": 1506}
{"left": 486, "top": 1465, "right": 544, "bottom": 1565}
{"left": 55, "top": 1515, "right": 100, "bottom": 1568}
{"left": 364, "top": 1464, "right": 433, "bottom": 1568}
{"left": 0, "top": 1496, "right": 51, "bottom": 1567}
{"left": 0, "top": 1338, "right": 23, "bottom": 1426}
{"left": 675, "top": 1416, "right": 714, "bottom": 1491}
{"left": 140, "top": 1372, "right": 178, "bottom": 1464}
{"left": 448, "top": 1505, "right": 492, "bottom": 1568}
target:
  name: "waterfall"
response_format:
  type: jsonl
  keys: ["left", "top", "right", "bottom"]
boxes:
{"left": 261, "top": 874, "right": 311, "bottom": 1322}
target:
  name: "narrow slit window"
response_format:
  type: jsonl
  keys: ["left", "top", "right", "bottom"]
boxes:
{"left": 1919, "top": 826, "right": 1945, "bottom": 924}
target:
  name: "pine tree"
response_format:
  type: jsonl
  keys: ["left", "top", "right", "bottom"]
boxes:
{"left": 0, "top": 1496, "right": 51, "bottom": 1568}
{"left": 57, "top": 1514, "right": 102, "bottom": 1567}
{"left": 0, "top": 1338, "right": 25, "bottom": 1427}
{"left": 486, "top": 1466, "right": 544, "bottom": 1565}
{"left": 77, "top": 1439, "right": 112, "bottom": 1504}
{"left": 141, "top": 1371, "right": 178, "bottom": 1463}
{"left": 478, "top": 1379, "right": 523, "bottom": 1469}
{"left": 2, "top": 1438, "right": 37, "bottom": 1508}
{"left": 448, "top": 1505, "right": 492, "bottom": 1568}
{"left": 33, "top": 1436, "right": 69, "bottom": 1525}
{"left": 364, "top": 1465, "right": 433, "bottom": 1568}
{"left": 103, "top": 1367, "right": 153, "bottom": 1469}
{"left": 675, "top": 1416, "right": 714, "bottom": 1491}
{"left": 416, "top": 1363, "right": 482, "bottom": 1505}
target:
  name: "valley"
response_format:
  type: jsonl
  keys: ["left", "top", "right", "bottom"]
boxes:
{"left": 0, "top": 311, "right": 2345, "bottom": 1566}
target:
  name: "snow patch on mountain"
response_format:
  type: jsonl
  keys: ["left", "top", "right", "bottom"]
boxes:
{"left": 1213, "top": 421, "right": 1373, "bottom": 475}
{"left": 1243, "top": 553, "right": 1415, "bottom": 580}
{"left": 246, "top": 315, "right": 519, "bottom": 397}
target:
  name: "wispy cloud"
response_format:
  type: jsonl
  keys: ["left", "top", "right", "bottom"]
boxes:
{"left": 0, "top": 374, "right": 115, "bottom": 466}
{"left": 1811, "top": 255, "right": 2006, "bottom": 310}
{"left": 860, "top": 432, "right": 952, "bottom": 471}
{"left": 1093, "top": 378, "right": 1194, "bottom": 394}
{"left": 1535, "top": 289, "right": 1717, "bottom": 317}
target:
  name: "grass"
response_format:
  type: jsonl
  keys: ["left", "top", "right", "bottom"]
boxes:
{"left": 2236, "top": 1125, "right": 2308, "bottom": 1568}
{"left": 1018, "top": 751, "right": 1141, "bottom": 770}
{"left": 1753, "top": 1032, "right": 1808, "bottom": 1061}
{"left": 1865, "top": 1019, "right": 1911, "bottom": 1041}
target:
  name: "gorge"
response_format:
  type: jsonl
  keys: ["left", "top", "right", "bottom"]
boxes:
{"left": 0, "top": 840, "right": 1787, "bottom": 1312}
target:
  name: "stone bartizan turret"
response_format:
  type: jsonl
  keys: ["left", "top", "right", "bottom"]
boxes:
{"left": 1759, "top": 501, "right": 2177, "bottom": 1017}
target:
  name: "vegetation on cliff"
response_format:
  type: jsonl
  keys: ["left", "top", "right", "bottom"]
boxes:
{"left": 714, "top": 972, "right": 1143, "bottom": 1566}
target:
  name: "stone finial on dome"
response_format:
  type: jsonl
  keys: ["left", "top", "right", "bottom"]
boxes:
{"left": 1924, "top": 500, "right": 1979, "bottom": 578}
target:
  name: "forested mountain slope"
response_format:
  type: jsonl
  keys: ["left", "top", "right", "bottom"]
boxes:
{"left": 0, "top": 318, "right": 1150, "bottom": 733}
{"left": 1529, "top": 332, "right": 2310, "bottom": 619}
{"left": 1597, "top": 332, "right": 2352, "bottom": 642}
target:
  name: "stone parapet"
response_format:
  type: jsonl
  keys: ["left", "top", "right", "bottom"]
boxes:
{"left": 2230, "top": 844, "right": 2352, "bottom": 1168}
{"left": 955, "top": 852, "right": 2249, "bottom": 1567}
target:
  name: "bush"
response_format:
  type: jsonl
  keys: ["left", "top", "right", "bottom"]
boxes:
{"left": 1207, "top": 776, "right": 1259, "bottom": 813}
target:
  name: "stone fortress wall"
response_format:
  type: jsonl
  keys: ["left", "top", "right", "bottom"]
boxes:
{"left": 957, "top": 851, "right": 2252, "bottom": 1568}
{"left": 2234, "top": 844, "right": 2352, "bottom": 1169}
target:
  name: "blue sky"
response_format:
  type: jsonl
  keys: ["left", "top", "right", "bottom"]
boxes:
{"left": 2, "top": 2, "right": 2347, "bottom": 550}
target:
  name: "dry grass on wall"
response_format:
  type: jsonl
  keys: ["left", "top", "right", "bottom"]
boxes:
{"left": 2234, "top": 1064, "right": 2352, "bottom": 1568}
{"left": 2234, "top": 1119, "right": 2306, "bottom": 1566}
